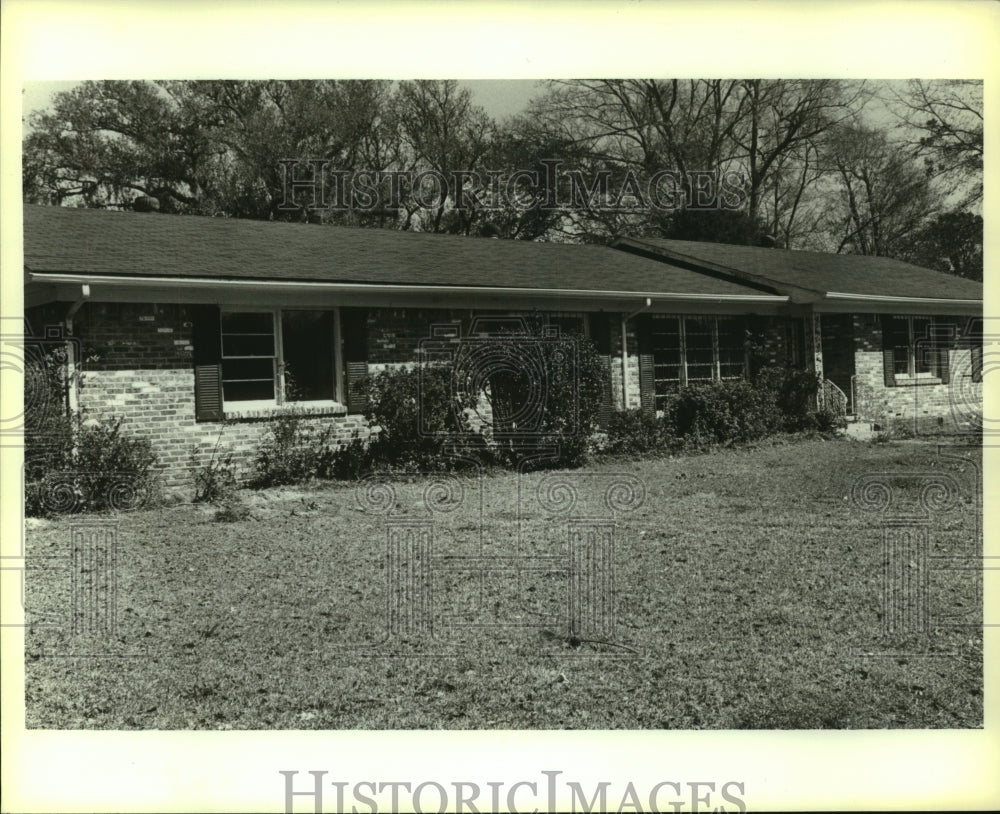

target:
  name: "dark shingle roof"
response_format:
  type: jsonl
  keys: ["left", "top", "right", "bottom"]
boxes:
{"left": 22, "top": 205, "right": 766, "bottom": 298}
{"left": 615, "top": 237, "right": 983, "bottom": 302}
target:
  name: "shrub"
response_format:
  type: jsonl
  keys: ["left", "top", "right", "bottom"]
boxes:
{"left": 667, "top": 383, "right": 737, "bottom": 447}
{"left": 23, "top": 344, "right": 159, "bottom": 514}
{"left": 753, "top": 367, "right": 822, "bottom": 430}
{"left": 810, "top": 405, "right": 848, "bottom": 434}
{"left": 603, "top": 409, "right": 674, "bottom": 456}
{"left": 24, "top": 416, "right": 76, "bottom": 517}
{"left": 26, "top": 416, "right": 159, "bottom": 515}
{"left": 599, "top": 367, "right": 838, "bottom": 458}
{"left": 250, "top": 411, "right": 338, "bottom": 487}
{"left": 752, "top": 366, "right": 849, "bottom": 434}
{"left": 666, "top": 381, "right": 780, "bottom": 448}
{"left": 191, "top": 429, "right": 238, "bottom": 503}
{"left": 73, "top": 417, "right": 159, "bottom": 509}
{"left": 213, "top": 492, "right": 252, "bottom": 522}
{"left": 329, "top": 433, "right": 373, "bottom": 480}
{"left": 659, "top": 369, "right": 846, "bottom": 449}
{"left": 360, "top": 364, "right": 480, "bottom": 472}
{"left": 355, "top": 331, "right": 607, "bottom": 473}
{"left": 23, "top": 343, "right": 76, "bottom": 515}
{"left": 472, "top": 332, "right": 607, "bottom": 470}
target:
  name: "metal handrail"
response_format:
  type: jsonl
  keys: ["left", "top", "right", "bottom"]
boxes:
{"left": 820, "top": 379, "right": 848, "bottom": 415}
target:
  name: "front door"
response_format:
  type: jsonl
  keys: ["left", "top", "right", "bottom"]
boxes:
{"left": 820, "top": 314, "right": 856, "bottom": 414}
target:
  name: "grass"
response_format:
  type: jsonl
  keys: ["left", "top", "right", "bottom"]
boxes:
{"left": 23, "top": 436, "right": 983, "bottom": 729}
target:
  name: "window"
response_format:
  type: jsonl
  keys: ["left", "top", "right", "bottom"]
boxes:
{"left": 649, "top": 315, "right": 746, "bottom": 410}
{"left": 782, "top": 321, "right": 805, "bottom": 368}
{"left": 546, "top": 313, "right": 587, "bottom": 338}
{"left": 717, "top": 318, "right": 746, "bottom": 380}
{"left": 220, "top": 309, "right": 337, "bottom": 405}
{"left": 883, "top": 315, "right": 952, "bottom": 382}
{"left": 221, "top": 312, "right": 276, "bottom": 402}
{"left": 684, "top": 316, "right": 714, "bottom": 384}
{"left": 281, "top": 310, "right": 335, "bottom": 400}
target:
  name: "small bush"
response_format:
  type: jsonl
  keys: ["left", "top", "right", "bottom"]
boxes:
{"left": 250, "top": 411, "right": 337, "bottom": 487}
{"left": 810, "top": 405, "right": 848, "bottom": 434}
{"left": 657, "top": 369, "right": 836, "bottom": 450}
{"left": 191, "top": 431, "right": 238, "bottom": 503}
{"left": 755, "top": 367, "right": 822, "bottom": 431}
{"left": 74, "top": 417, "right": 159, "bottom": 509}
{"left": 26, "top": 416, "right": 159, "bottom": 515}
{"left": 358, "top": 332, "right": 608, "bottom": 473}
{"left": 360, "top": 364, "right": 480, "bottom": 472}
{"left": 870, "top": 417, "right": 915, "bottom": 444}
{"left": 23, "top": 343, "right": 76, "bottom": 516}
{"left": 667, "top": 384, "right": 733, "bottom": 447}
{"left": 603, "top": 410, "right": 674, "bottom": 456}
{"left": 329, "top": 433, "right": 373, "bottom": 480}
{"left": 213, "top": 492, "right": 252, "bottom": 523}
{"left": 598, "top": 367, "right": 841, "bottom": 459}
{"left": 470, "top": 332, "right": 607, "bottom": 471}
{"left": 753, "top": 366, "right": 850, "bottom": 435}
{"left": 666, "top": 381, "right": 779, "bottom": 448}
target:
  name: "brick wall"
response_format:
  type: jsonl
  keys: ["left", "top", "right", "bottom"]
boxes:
{"left": 77, "top": 368, "right": 368, "bottom": 492}
{"left": 74, "top": 302, "right": 194, "bottom": 370}
{"left": 749, "top": 315, "right": 804, "bottom": 370}
{"left": 44, "top": 302, "right": 366, "bottom": 493}
{"left": 37, "top": 299, "right": 937, "bottom": 491}
{"left": 851, "top": 313, "right": 980, "bottom": 429}
{"left": 367, "top": 307, "right": 465, "bottom": 364}
{"left": 45, "top": 302, "right": 618, "bottom": 491}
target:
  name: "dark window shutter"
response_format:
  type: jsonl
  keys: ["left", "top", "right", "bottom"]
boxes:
{"left": 935, "top": 319, "right": 957, "bottom": 384}
{"left": 744, "top": 314, "right": 768, "bottom": 376}
{"left": 340, "top": 307, "right": 369, "bottom": 414}
{"left": 880, "top": 314, "right": 897, "bottom": 387}
{"left": 938, "top": 350, "right": 951, "bottom": 384}
{"left": 971, "top": 343, "right": 983, "bottom": 383}
{"left": 191, "top": 304, "right": 223, "bottom": 421}
{"left": 637, "top": 315, "right": 655, "bottom": 415}
{"left": 588, "top": 312, "right": 615, "bottom": 427}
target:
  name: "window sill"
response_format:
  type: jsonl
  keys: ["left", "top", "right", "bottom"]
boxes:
{"left": 223, "top": 401, "right": 348, "bottom": 420}
{"left": 890, "top": 375, "right": 942, "bottom": 387}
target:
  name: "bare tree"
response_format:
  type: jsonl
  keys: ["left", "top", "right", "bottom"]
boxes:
{"left": 731, "top": 79, "right": 870, "bottom": 224}
{"left": 822, "top": 124, "right": 937, "bottom": 256}
{"left": 524, "top": 78, "right": 869, "bottom": 245}
{"left": 888, "top": 79, "right": 983, "bottom": 207}
{"left": 394, "top": 80, "right": 497, "bottom": 234}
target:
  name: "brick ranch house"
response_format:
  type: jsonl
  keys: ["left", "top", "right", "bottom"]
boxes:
{"left": 23, "top": 205, "right": 983, "bottom": 489}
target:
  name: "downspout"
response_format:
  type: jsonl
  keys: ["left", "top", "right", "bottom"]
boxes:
{"left": 620, "top": 297, "right": 652, "bottom": 411}
{"left": 64, "top": 284, "right": 90, "bottom": 421}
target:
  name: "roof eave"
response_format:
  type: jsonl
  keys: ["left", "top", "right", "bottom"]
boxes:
{"left": 25, "top": 271, "right": 789, "bottom": 305}
{"left": 817, "top": 292, "right": 982, "bottom": 315}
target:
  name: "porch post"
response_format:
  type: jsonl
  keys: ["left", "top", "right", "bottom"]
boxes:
{"left": 807, "top": 313, "right": 824, "bottom": 409}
